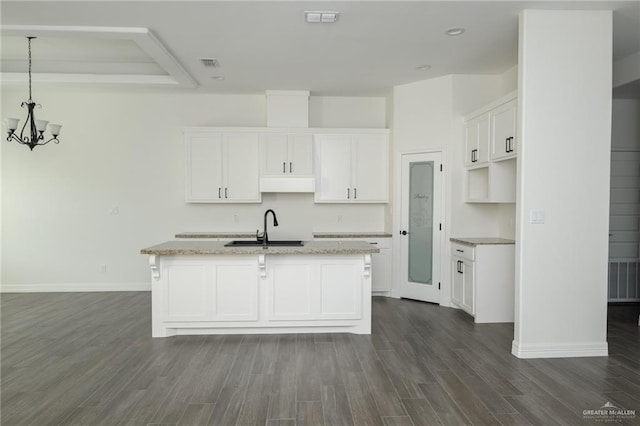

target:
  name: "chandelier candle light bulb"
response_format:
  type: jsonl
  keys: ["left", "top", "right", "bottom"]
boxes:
{"left": 5, "top": 37, "right": 62, "bottom": 151}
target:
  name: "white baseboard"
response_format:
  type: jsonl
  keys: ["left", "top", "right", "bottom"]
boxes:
{"left": 511, "top": 340, "right": 609, "bottom": 359}
{"left": 1, "top": 282, "right": 150, "bottom": 293}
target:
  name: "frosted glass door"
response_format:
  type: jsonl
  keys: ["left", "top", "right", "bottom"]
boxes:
{"left": 400, "top": 152, "right": 442, "bottom": 304}
{"left": 408, "top": 161, "right": 434, "bottom": 284}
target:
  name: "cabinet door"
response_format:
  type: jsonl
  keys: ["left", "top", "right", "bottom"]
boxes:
{"left": 353, "top": 134, "right": 389, "bottom": 202}
{"left": 267, "top": 257, "right": 362, "bottom": 320}
{"left": 371, "top": 249, "right": 392, "bottom": 291}
{"left": 491, "top": 99, "right": 517, "bottom": 161}
{"left": 315, "top": 135, "right": 352, "bottom": 202}
{"left": 185, "top": 134, "right": 224, "bottom": 202}
{"left": 224, "top": 132, "right": 261, "bottom": 202}
{"left": 451, "top": 258, "right": 463, "bottom": 306}
{"left": 163, "top": 260, "right": 258, "bottom": 322}
{"left": 462, "top": 259, "right": 475, "bottom": 314}
{"left": 463, "top": 121, "right": 478, "bottom": 167}
{"left": 464, "top": 115, "right": 490, "bottom": 167}
{"left": 288, "top": 134, "right": 314, "bottom": 176}
{"left": 261, "top": 133, "right": 289, "bottom": 175}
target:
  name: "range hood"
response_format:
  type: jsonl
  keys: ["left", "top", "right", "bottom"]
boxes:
{"left": 261, "top": 90, "right": 315, "bottom": 193}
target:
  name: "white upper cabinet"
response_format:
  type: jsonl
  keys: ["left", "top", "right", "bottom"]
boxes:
{"left": 463, "top": 92, "right": 518, "bottom": 203}
{"left": 314, "top": 132, "right": 389, "bottom": 203}
{"left": 490, "top": 99, "right": 517, "bottom": 161}
{"left": 315, "top": 135, "right": 352, "bottom": 201}
{"left": 464, "top": 114, "right": 490, "bottom": 168}
{"left": 260, "top": 133, "right": 313, "bottom": 176}
{"left": 185, "top": 130, "right": 261, "bottom": 203}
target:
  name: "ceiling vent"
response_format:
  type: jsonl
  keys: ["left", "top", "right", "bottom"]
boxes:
{"left": 200, "top": 58, "right": 220, "bottom": 68}
{"left": 305, "top": 11, "right": 339, "bottom": 24}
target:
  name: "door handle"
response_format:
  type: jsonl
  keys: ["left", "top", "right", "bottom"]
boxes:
{"left": 457, "top": 260, "right": 463, "bottom": 273}
{"left": 400, "top": 230, "right": 408, "bottom": 235}
{"left": 456, "top": 249, "right": 464, "bottom": 253}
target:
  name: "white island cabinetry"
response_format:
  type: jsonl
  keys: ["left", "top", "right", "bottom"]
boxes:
{"left": 314, "top": 235, "right": 392, "bottom": 293}
{"left": 141, "top": 240, "right": 376, "bottom": 337}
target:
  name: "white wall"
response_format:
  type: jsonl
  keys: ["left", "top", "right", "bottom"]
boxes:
{"left": 513, "top": 10, "right": 611, "bottom": 358}
{"left": 309, "top": 96, "right": 386, "bottom": 128}
{"left": 612, "top": 99, "right": 640, "bottom": 151}
{"left": 1, "top": 87, "right": 387, "bottom": 290}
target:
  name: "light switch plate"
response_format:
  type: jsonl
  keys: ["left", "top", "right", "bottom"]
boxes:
{"left": 530, "top": 209, "right": 545, "bottom": 224}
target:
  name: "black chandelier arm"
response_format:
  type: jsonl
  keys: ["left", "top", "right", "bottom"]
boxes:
{"left": 6, "top": 132, "right": 59, "bottom": 150}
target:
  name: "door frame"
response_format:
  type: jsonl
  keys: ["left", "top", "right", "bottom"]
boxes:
{"left": 391, "top": 149, "right": 449, "bottom": 306}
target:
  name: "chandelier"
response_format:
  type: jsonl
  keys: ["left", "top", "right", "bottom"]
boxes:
{"left": 5, "top": 37, "right": 62, "bottom": 151}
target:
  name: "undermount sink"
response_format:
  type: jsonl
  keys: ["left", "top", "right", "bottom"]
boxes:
{"left": 224, "top": 240, "right": 304, "bottom": 247}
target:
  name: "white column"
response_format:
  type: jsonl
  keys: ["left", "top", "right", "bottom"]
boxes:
{"left": 513, "top": 10, "right": 612, "bottom": 358}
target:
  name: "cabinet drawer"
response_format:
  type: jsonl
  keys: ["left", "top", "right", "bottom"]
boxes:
{"left": 362, "top": 238, "right": 391, "bottom": 249}
{"left": 451, "top": 243, "right": 474, "bottom": 261}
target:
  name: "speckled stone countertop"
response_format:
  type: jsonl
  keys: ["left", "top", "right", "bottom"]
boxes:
{"left": 313, "top": 232, "right": 393, "bottom": 238}
{"left": 175, "top": 232, "right": 256, "bottom": 239}
{"left": 175, "top": 232, "right": 393, "bottom": 239}
{"left": 141, "top": 240, "right": 380, "bottom": 256}
{"left": 450, "top": 237, "right": 515, "bottom": 246}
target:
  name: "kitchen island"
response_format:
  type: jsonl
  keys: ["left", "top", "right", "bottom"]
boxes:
{"left": 140, "top": 240, "right": 378, "bottom": 337}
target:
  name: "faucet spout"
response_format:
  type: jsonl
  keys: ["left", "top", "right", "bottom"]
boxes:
{"left": 262, "top": 209, "right": 278, "bottom": 246}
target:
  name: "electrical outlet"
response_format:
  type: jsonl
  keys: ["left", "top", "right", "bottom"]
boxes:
{"left": 233, "top": 213, "right": 239, "bottom": 223}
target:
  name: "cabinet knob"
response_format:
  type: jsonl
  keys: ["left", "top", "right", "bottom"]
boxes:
{"left": 400, "top": 230, "right": 408, "bottom": 235}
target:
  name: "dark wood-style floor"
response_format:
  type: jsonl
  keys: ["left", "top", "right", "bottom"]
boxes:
{"left": 1, "top": 293, "right": 639, "bottom": 425}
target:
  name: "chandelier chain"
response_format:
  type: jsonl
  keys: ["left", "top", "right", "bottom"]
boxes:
{"left": 27, "top": 37, "right": 33, "bottom": 101}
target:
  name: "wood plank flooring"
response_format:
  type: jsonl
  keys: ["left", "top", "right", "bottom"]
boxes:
{"left": 1, "top": 293, "right": 639, "bottom": 425}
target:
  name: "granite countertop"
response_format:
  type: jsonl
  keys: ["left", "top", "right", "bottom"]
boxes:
{"left": 175, "top": 232, "right": 256, "bottom": 239}
{"left": 175, "top": 232, "right": 393, "bottom": 239}
{"left": 313, "top": 232, "right": 393, "bottom": 238}
{"left": 450, "top": 237, "right": 515, "bottom": 246}
{"left": 141, "top": 240, "right": 380, "bottom": 256}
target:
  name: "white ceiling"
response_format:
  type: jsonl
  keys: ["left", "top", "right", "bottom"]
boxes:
{"left": 1, "top": 1, "right": 639, "bottom": 96}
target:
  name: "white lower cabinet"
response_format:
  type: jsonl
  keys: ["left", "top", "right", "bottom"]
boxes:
{"left": 314, "top": 237, "right": 392, "bottom": 293}
{"left": 163, "top": 258, "right": 259, "bottom": 322}
{"left": 267, "top": 257, "right": 362, "bottom": 320}
{"left": 451, "top": 242, "right": 514, "bottom": 323}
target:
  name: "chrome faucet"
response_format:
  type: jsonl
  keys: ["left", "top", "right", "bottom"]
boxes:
{"left": 258, "top": 209, "right": 278, "bottom": 247}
